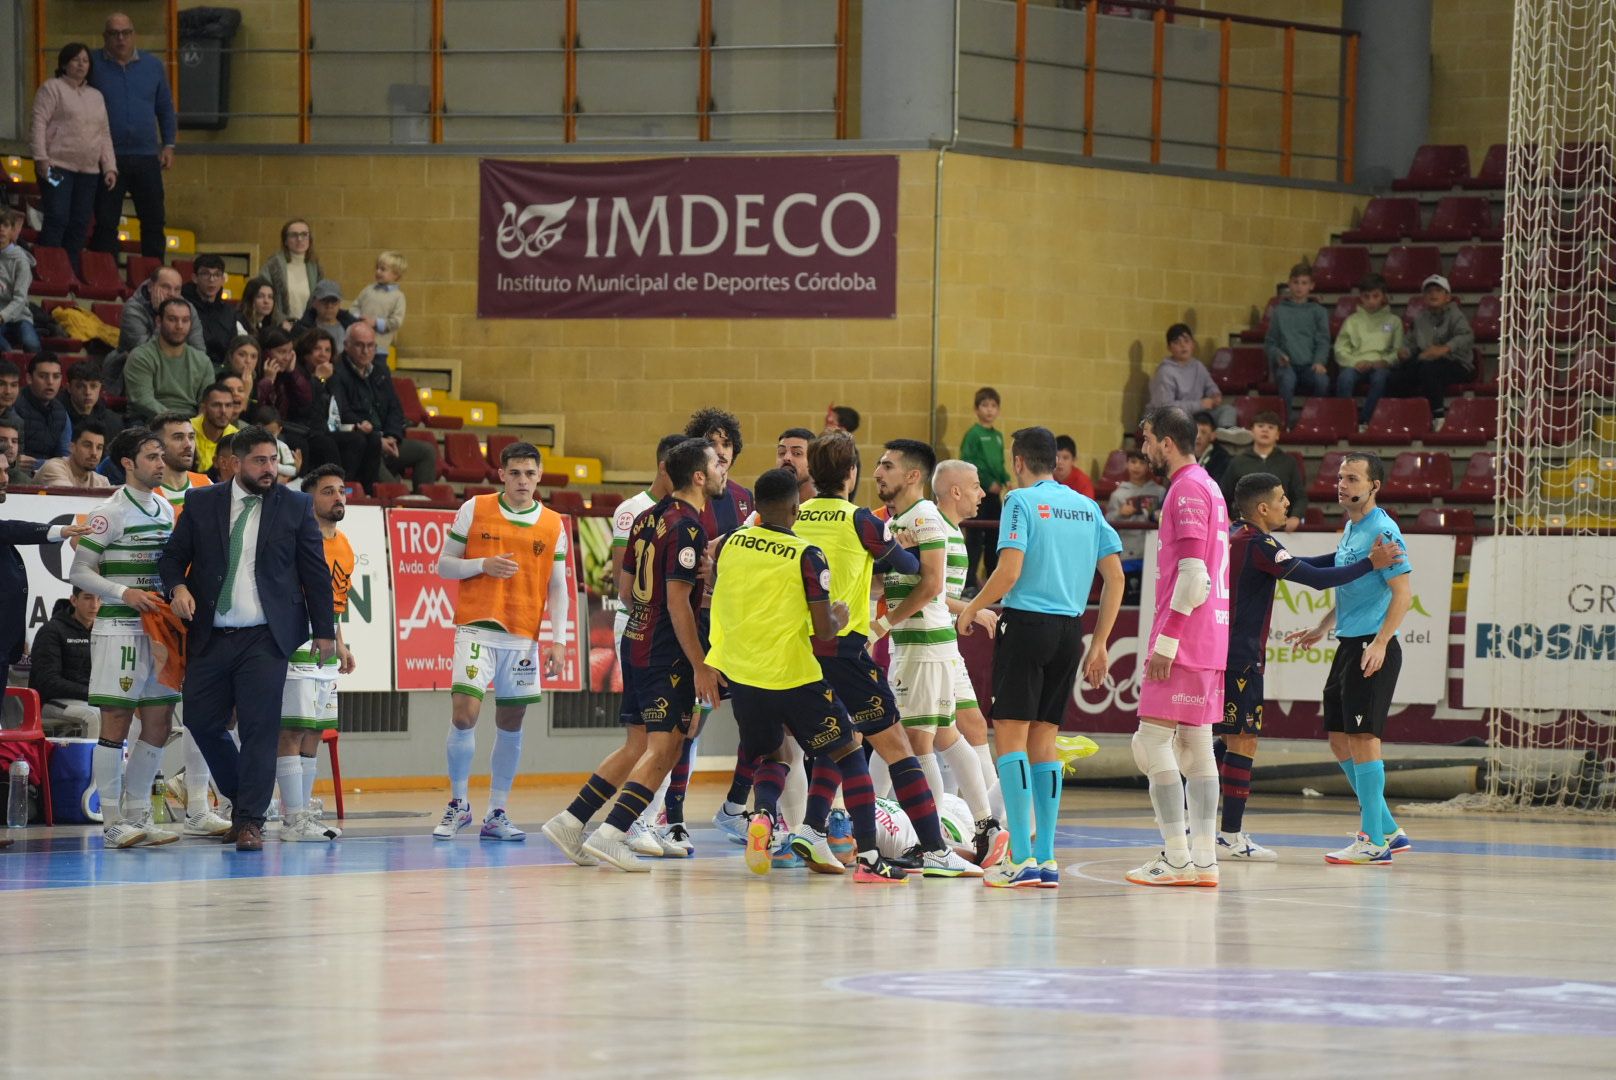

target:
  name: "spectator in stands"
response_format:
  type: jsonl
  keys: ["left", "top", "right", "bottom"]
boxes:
{"left": 824, "top": 403, "right": 860, "bottom": 434}
{"left": 1053, "top": 434, "right": 1096, "bottom": 498}
{"left": 29, "top": 43, "right": 116, "bottom": 276}
{"left": 261, "top": 219, "right": 321, "bottom": 330}
{"left": 28, "top": 589, "right": 100, "bottom": 737}
{"left": 119, "top": 264, "right": 203, "bottom": 353}
{"left": 34, "top": 421, "right": 110, "bottom": 488}
{"left": 189, "top": 382, "right": 238, "bottom": 473}
{"left": 296, "top": 279, "right": 355, "bottom": 352}
{"left": 960, "top": 386, "right": 1008, "bottom": 588}
{"left": 0, "top": 419, "right": 32, "bottom": 484}
{"left": 14, "top": 353, "right": 72, "bottom": 465}
{"left": 1393, "top": 274, "right": 1475, "bottom": 421}
{"left": 209, "top": 433, "right": 239, "bottom": 484}
{"left": 65, "top": 360, "right": 123, "bottom": 440}
{"left": 1193, "top": 410, "right": 1235, "bottom": 487}
{"left": 1150, "top": 323, "right": 1235, "bottom": 429}
{"left": 1265, "top": 261, "right": 1331, "bottom": 417}
{"left": 0, "top": 360, "right": 22, "bottom": 435}
{"left": 1335, "top": 273, "right": 1404, "bottom": 425}
{"left": 123, "top": 297, "right": 213, "bottom": 422}
{"left": 1104, "top": 450, "right": 1165, "bottom": 559}
{"left": 221, "top": 333, "right": 260, "bottom": 386}
{"left": 355, "top": 251, "right": 408, "bottom": 360}
{"left": 237, "top": 276, "right": 279, "bottom": 337}
{"left": 333, "top": 322, "right": 435, "bottom": 489}
{"left": 1219, "top": 409, "right": 1306, "bottom": 531}
{"left": 270, "top": 327, "right": 376, "bottom": 490}
{"left": 88, "top": 12, "right": 175, "bottom": 260}
{"left": 217, "top": 372, "right": 249, "bottom": 425}
{"left": 0, "top": 209, "right": 41, "bottom": 355}
{"left": 182, "top": 254, "right": 237, "bottom": 366}
{"left": 253, "top": 405, "right": 301, "bottom": 482}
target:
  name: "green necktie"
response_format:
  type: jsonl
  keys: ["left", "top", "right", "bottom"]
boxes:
{"left": 216, "top": 495, "right": 260, "bottom": 616}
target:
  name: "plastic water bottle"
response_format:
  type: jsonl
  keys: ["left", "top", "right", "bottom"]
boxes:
{"left": 6, "top": 760, "right": 29, "bottom": 828}
{"left": 151, "top": 772, "right": 172, "bottom": 824}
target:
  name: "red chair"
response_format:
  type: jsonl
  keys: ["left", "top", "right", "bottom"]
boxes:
{"left": 1380, "top": 451, "right": 1453, "bottom": 498}
{"left": 1447, "top": 452, "right": 1496, "bottom": 503}
{"left": 1350, "top": 399, "right": 1434, "bottom": 446}
{"left": 30, "top": 246, "right": 80, "bottom": 296}
{"left": 1308, "top": 246, "right": 1373, "bottom": 292}
{"left": 373, "top": 481, "right": 409, "bottom": 503}
{"left": 1210, "top": 346, "right": 1268, "bottom": 394}
{"left": 1306, "top": 452, "right": 1347, "bottom": 501}
{"left": 1380, "top": 246, "right": 1445, "bottom": 293}
{"left": 1424, "top": 396, "right": 1497, "bottom": 445}
{"left": 76, "top": 250, "right": 129, "bottom": 300}
{"left": 1450, "top": 245, "right": 1504, "bottom": 292}
{"left": 417, "top": 482, "right": 456, "bottom": 503}
{"left": 1471, "top": 294, "right": 1501, "bottom": 343}
{"left": 1408, "top": 507, "right": 1477, "bottom": 556}
{"left": 540, "top": 471, "right": 570, "bottom": 489}
{"left": 1095, "top": 449, "right": 1128, "bottom": 501}
{"left": 1238, "top": 295, "right": 1282, "bottom": 342}
{"left": 442, "top": 431, "right": 496, "bottom": 483}
{"left": 1300, "top": 505, "right": 1331, "bottom": 531}
{"left": 1392, "top": 144, "right": 1472, "bottom": 191}
{"left": 392, "top": 376, "right": 462, "bottom": 431}
{"left": 91, "top": 301, "right": 125, "bottom": 328}
{"left": 1, "top": 688, "right": 54, "bottom": 825}
{"left": 1556, "top": 141, "right": 1613, "bottom": 189}
{"left": 1341, "top": 197, "right": 1421, "bottom": 243}
{"left": 1463, "top": 144, "right": 1507, "bottom": 190}
{"left": 1233, "top": 395, "right": 1285, "bottom": 429}
{"left": 1329, "top": 294, "right": 1361, "bottom": 337}
{"left": 321, "top": 728, "right": 344, "bottom": 819}
{"left": 547, "top": 490, "right": 587, "bottom": 517}
{"left": 1572, "top": 347, "right": 1616, "bottom": 395}
{"left": 591, "top": 492, "right": 623, "bottom": 514}
{"left": 124, "top": 255, "right": 162, "bottom": 293}
{"left": 485, "top": 434, "right": 517, "bottom": 465}
{"left": 1414, "top": 196, "right": 1493, "bottom": 242}
{"left": 1287, "top": 398, "right": 1357, "bottom": 445}
{"left": 172, "top": 258, "right": 195, "bottom": 284}
{"left": 1402, "top": 295, "right": 1427, "bottom": 330}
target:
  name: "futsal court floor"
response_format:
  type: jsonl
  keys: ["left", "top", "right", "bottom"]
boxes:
{"left": 2, "top": 780, "right": 1613, "bottom": 1078}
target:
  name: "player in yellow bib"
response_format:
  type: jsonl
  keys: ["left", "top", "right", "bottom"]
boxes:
{"left": 433, "top": 441, "right": 570, "bottom": 841}
{"left": 275, "top": 465, "right": 355, "bottom": 841}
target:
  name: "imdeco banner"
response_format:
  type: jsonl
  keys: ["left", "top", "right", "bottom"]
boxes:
{"left": 477, "top": 156, "right": 899, "bottom": 319}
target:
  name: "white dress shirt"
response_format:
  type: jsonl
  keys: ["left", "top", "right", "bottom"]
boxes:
{"left": 215, "top": 480, "right": 267, "bottom": 628}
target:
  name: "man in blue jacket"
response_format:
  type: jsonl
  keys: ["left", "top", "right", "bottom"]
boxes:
{"left": 90, "top": 12, "right": 177, "bottom": 259}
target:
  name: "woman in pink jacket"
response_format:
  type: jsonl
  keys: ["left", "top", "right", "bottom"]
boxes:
{"left": 30, "top": 43, "right": 117, "bottom": 273}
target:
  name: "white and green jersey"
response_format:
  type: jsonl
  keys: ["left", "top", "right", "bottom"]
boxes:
{"left": 941, "top": 513, "right": 969, "bottom": 602}
{"left": 74, "top": 486, "right": 175, "bottom": 634}
{"left": 610, "top": 489, "right": 656, "bottom": 643}
{"left": 883, "top": 498, "right": 956, "bottom": 654}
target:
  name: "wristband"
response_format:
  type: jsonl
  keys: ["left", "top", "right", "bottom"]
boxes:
{"left": 871, "top": 615, "right": 891, "bottom": 638}
{"left": 1153, "top": 635, "right": 1180, "bottom": 661}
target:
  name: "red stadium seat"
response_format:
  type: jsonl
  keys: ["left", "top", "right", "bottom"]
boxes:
{"left": 1392, "top": 144, "right": 1472, "bottom": 191}
{"left": 1233, "top": 395, "right": 1286, "bottom": 429}
{"left": 1341, "top": 197, "right": 1421, "bottom": 243}
{"left": 373, "top": 482, "right": 409, "bottom": 503}
{"left": 417, "top": 482, "right": 456, "bottom": 503}
{"left": 1350, "top": 399, "right": 1433, "bottom": 446}
{"left": 1210, "top": 346, "right": 1268, "bottom": 394}
{"left": 1401, "top": 295, "right": 1426, "bottom": 330}
{"left": 1572, "top": 347, "right": 1616, "bottom": 395}
{"left": 172, "top": 258, "right": 194, "bottom": 285}
{"left": 1095, "top": 449, "right": 1128, "bottom": 502}
{"left": 76, "top": 250, "right": 129, "bottom": 300}
{"left": 1555, "top": 141, "right": 1613, "bottom": 189}
{"left": 1307, "top": 451, "right": 1347, "bottom": 500}
{"left": 0, "top": 688, "right": 54, "bottom": 825}
{"left": 1471, "top": 294, "right": 1501, "bottom": 343}
{"left": 1413, "top": 196, "right": 1494, "bottom": 242}
{"left": 1238, "top": 295, "right": 1282, "bottom": 343}
{"left": 485, "top": 434, "right": 517, "bottom": 465}
{"left": 1535, "top": 403, "right": 1582, "bottom": 448}
{"left": 1463, "top": 144, "right": 1508, "bottom": 190}
{"left": 124, "top": 255, "right": 162, "bottom": 293}
{"left": 1380, "top": 451, "right": 1454, "bottom": 498}
{"left": 1424, "top": 397, "right": 1497, "bottom": 445}
{"left": 1329, "top": 294, "right": 1361, "bottom": 337}
{"left": 1447, "top": 452, "right": 1496, "bottom": 503}
{"left": 1287, "top": 398, "right": 1357, "bottom": 445}
{"left": 540, "top": 471, "right": 570, "bottom": 489}
{"left": 1380, "top": 246, "right": 1445, "bottom": 293}
{"left": 29, "top": 246, "right": 79, "bottom": 297}
{"left": 462, "top": 484, "right": 498, "bottom": 498}
{"left": 1408, "top": 507, "right": 1476, "bottom": 556}
{"left": 91, "top": 302, "right": 125, "bottom": 328}
{"left": 1300, "top": 505, "right": 1331, "bottom": 531}
{"left": 1449, "top": 245, "right": 1504, "bottom": 292}
{"left": 1308, "top": 246, "right": 1373, "bottom": 292}
{"left": 442, "top": 431, "right": 495, "bottom": 483}
{"left": 547, "top": 490, "right": 587, "bottom": 517}
{"left": 591, "top": 492, "right": 624, "bottom": 514}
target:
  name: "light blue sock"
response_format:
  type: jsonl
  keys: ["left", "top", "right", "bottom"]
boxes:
{"left": 1355, "top": 759, "right": 1385, "bottom": 839}
{"left": 1338, "top": 758, "right": 1358, "bottom": 793}
{"left": 1381, "top": 801, "right": 1400, "bottom": 837}
{"left": 996, "top": 752, "right": 1033, "bottom": 864}
{"left": 446, "top": 726, "right": 476, "bottom": 802}
{"left": 1030, "top": 761, "right": 1062, "bottom": 864}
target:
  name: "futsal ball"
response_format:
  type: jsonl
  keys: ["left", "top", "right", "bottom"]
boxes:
{"left": 1055, "top": 734, "right": 1099, "bottom": 778}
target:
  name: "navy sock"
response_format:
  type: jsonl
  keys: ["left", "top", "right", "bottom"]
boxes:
{"left": 603, "top": 782, "right": 653, "bottom": 833}
{"left": 726, "top": 748, "right": 758, "bottom": 806}
{"left": 752, "top": 758, "right": 788, "bottom": 819}
{"left": 805, "top": 757, "right": 840, "bottom": 832}
{"left": 834, "top": 746, "right": 879, "bottom": 852}
{"left": 665, "top": 738, "right": 694, "bottom": 825}
{"left": 888, "top": 754, "right": 944, "bottom": 850}
{"left": 1219, "top": 752, "right": 1253, "bottom": 834}
{"left": 566, "top": 772, "right": 617, "bottom": 825}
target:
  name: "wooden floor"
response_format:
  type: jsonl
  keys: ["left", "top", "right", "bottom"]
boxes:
{"left": 3, "top": 781, "right": 1614, "bottom": 1078}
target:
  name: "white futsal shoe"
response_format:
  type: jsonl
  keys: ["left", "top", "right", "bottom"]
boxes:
{"left": 626, "top": 818, "right": 666, "bottom": 857}
{"left": 1217, "top": 831, "right": 1278, "bottom": 861}
{"left": 102, "top": 820, "right": 148, "bottom": 849}
{"left": 540, "top": 811, "right": 599, "bottom": 866}
{"left": 183, "top": 808, "right": 233, "bottom": 837}
{"left": 583, "top": 824, "right": 650, "bottom": 872}
{"left": 281, "top": 809, "right": 340, "bottom": 842}
{"left": 1125, "top": 852, "right": 1200, "bottom": 886}
{"left": 432, "top": 799, "right": 473, "bottom": 839}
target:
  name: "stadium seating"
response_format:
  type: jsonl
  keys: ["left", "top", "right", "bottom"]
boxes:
{"left": 172, "top": 258, "right": 195, "bottom": 284}
{"left": 1381, "top": 450, "right": 1454, "bottom": 498}
{"left": 1328, "top": 294, "right": 1361, "bottom": 337}
{"left": 1287, "top": 397, "right": 1356, "bottom": 445}
{"left": 0, "top": 688, "right": 54, "bottom": 825}
{"left": 373, "top": 482, "right": 409, "bottom": 502}
{"left": 90, "top": 302, "right": 124, "bottom": 328}
{"left": 1463, "top": 144, "right": 1507, "bottom": 190}
{"left": 1424, "top": 396, "right": 1497, "bottom": 445}
{"left": 462, "top": 484, "right": 498, "bottom": 498}
{"left": 76, "top": 251, "right": 130, "bottom": 300}
{"left": 485, "top": 434, "right": 517, "bottom": 465}
{"left": 1414, "top": 196, "right": 1494, "bottom": 242}
{"left": 591, "top": 492, "right": 624, "bottom": 514}
{"left": 1471, "top": 294, "right": 1501, "bottom": 342}
{"left": 1381, "top": 245, "right": 1445, "bottom": 293}
{"left": 1095, "top": 449, "right": 1128, "bottom": 501}
{"left": 417, "top": 482, "right": 456, "bottom": 503}
{"left": 394, "top": 376, "right": 462, "bottom": 430}
{"left": 1307, "top": 451, "right": 1347, "bottom": 500}
{"left": 1210, "top": 346, "right": 1267, "bottom": 394}
{"left": 442, "top": 432, "right": 496, "bottom": 483}
{"left": 1392, "top": 145, "right": 1472, "bottom": 191}
{"left": 1351, "top": 398, "right": 1433, "bottom": 446}
{"left": 1233, "top": 395, "right": 1285, "bottom": 428}
{"left": 1341, "top": 197, "right": 1420, "bottom": 243}
{"left": 1408, "top": 507, "right": 1477, "bottom": 556}
{"left": 1555, "top": 141, "right": 1613, "bottom": 189}
{"left": 1308, "top": 246, "right": 1373, "bottom": 292}
{"left": 124, "top": 254, "right": 161, "bottom": 292}
{"left": 1449, "top": 245, "right": 1504, "bottom": 292}
{"left": 1447, "top": 452, "right": 1496, "bottom": 503}
{"left": 1573, "top": 347, "right": 1616, "bottom": 395}
{"left": 1300, "top": 505, "right": 1330, "bottom": 530}
{"left": 30, "top": 246, "right": 79, "bottom": 297}
{"left": 540, "top": 472, "right": 570, "bottom": 489}
{"left": 1238, "top": 295, "right": 1281, "bottom": 342}
{"left": 547, "top": 491, "right": 587, "bottom": 517}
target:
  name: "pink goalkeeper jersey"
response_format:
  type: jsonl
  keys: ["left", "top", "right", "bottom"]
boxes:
{"left": 1147, "top": 461, "right": 1231, "bottom": 672}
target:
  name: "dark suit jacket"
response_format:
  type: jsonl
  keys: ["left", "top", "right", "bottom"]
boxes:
{"left": 157, "top": 481, "right": 336, "bottom": 659}
{"left": 1, "top": 519, "right": 54, "bottom": 665}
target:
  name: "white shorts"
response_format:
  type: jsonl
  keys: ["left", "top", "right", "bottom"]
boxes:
{"left": 451, "top": 627, "right": 544, "bottom": 707}
{"left": 282, "top": 676, "right": 338, "bottom": 731}
{"left": 88, "top": 633, "right": 181, "bottom": 709}
{"left": 950, "top": 655, "right": 978, "bottom": 711}
{"left": 890, "top": 648, "right": 958, "bottom": 730}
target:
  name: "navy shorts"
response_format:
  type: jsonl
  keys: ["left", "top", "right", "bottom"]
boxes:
{"left": 818, "top": 650, "right": 898, "bottom": 736}
{"left": 1215, "top": 664, "right": 1264, "bottom": 736}
{"left": 730, "top": 680, "right": 856, "bottom": 761}
{"left": 624, "top": 655, "right": 696, "bottom": 736}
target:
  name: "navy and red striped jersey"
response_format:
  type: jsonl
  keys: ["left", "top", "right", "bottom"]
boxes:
{"left": 699, "top": 479, "right": 753, "bottom": 540}
{"left": 622, "top": 494, "right": 709, "bottom": 669}
{"left": 1227, "top": 520, "right": 1301, "bottom": 671}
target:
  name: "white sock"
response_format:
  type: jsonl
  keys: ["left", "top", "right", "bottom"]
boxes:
{"left": 302, "top": 754, "right": 318, "bottom": 807}
{"left": 93, "top": 741, "right": 126, "bottom": 824}
{"left": 644, "top": 768, "right": 673, "bottom": 824}
{"left": 446, "top": 726, "right": 475, "bottom": 802}
{"left": 780, "top": 741, "right": 807, "bottom": 830}
{"left": 917, "top": 753, "right": 945, "bottom": 813}
{"left": 183, "top": 728, "right": 211, "bottom": 813}
{"left": 278, "top": 755, "right": 306, "bottom": 817}
{"left": 1149, "top": 773, "right": 1190, "bottom": 863}
{"left": 942, "top": 738, "right": 992, "bottom": 821}
{"left": 123, "top": 741, "right": 165, "bottom": 821}
{"left": 868, "top": 751, "right": 893, "bottom": 799}
{"left": 488, "top": 727, "right": 523, "bottom": 812}
{"left": 1186, "top": 776, "right": 1219, "bottom": 863}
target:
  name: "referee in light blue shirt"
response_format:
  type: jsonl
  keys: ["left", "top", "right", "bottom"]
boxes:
{"left": 957, "top": 425, "right": 1125, "bottom": 887}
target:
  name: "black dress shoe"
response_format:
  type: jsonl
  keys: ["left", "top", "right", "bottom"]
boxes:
{"left": 235, "top": 822, "right": 264, "bottom": 851}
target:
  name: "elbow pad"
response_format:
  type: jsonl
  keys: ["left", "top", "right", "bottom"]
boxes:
{"left": 1170, "top": 558, "right": 1211, "bottom": 616}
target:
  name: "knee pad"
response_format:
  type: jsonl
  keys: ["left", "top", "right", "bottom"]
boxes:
{"left": 1175, "top": 724, "right": 1218, "bottom": 779}
{"left": 1131, "top": 722, "right": 1179, "bottom": 778}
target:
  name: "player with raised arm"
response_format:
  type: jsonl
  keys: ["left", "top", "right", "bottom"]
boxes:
{"left": 1217, "top": 471, "right": 1400, "bottom": 860}
{"left": 1286, "top": 452, "right": 1415, "bottom": 864}
{"left": 431, "top": 442, "right": 570, "bottom": 842}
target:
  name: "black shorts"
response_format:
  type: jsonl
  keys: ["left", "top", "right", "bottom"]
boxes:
{"left": 730, "top": 681, "right": 856, "bottom": 761}
{"left": 1215, "top": 664, "right": 1265, "bottom": 736}
{"left": 1322, "top": 635, "right": 1401, "bottom": 738}
{"left": 819, "top": 650, "right": 898, "bottom": 736}
{"left": 697, "top": 609, "right": 731, "bottom": 702}
{"left": 626, "top": 661, "right": 696, "bottom": 735}
{"left": 991, "top": 607, "right": 1084, "bottom": 726}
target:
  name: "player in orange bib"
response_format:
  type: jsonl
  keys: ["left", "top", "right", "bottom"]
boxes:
{"left": 432, "top": 441, "right": 571, "bottom": 841}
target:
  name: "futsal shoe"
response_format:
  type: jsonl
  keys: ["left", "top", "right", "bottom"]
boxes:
{"left": 1324, "top": 833, "right": 1393, "bottom": 865}
{"left": 713, "top": 805, "right": 749, "bottom": 845}
{"left": 626, "top": 819, "right": 667, "bottom": 857}
{"left": 789, "top": 826, "right": 846, "bottom": 875}
{"left": 1192, "top": 860, "right": 1220, "bottom": 887}
{"left": 983, "top": 858, "right": 1043, "bottom": 889}
{"left": 825, "top": 809, "right": 856, "bottom": 865}
{"left": 658, "top": 823, "right": 694, "bottom": 857}
{"left": 432, "top": 799, "right": 474, "bottom": 839}
{"left": 1125, "top": 853, "right": 1200, "bottom": 886}
{"left": 183, "top": 808, "right": 233, "bottom": 837}
{"left": 480, "top": 809, "right": 526, "bottom": 841}
{"left": 973, "top": 817, "right": 1010, "bottom": 868}
{"left": 1217, "top": 831, "right": 1278, "bottom": 861}
{"left": 922, "top": 846, "right": 982, "bottom": 878}
{"left": 540, "top": 811, "right": 599, "bottom": 866}
{"left": 853, "top": 854, "right": 909, "bottom": 885}
{"left": 583, "top": 824, "right": 650, "bottom": 872}
{"left": 770, "top": 822, "right": 805, "bottom": 869}
{"left": 281, "top": 809, "right": 340, "bottom": 842}
{"left": 744, "top": 811, "right": 775, "bottom": 876}
{"left": 102, "top": 820, "right": 148, "bottom": 849}
{"left": 1036, "top": 860, "right": 1061, "bottom": 888}
{"left": 129, "top": 812, "right": 179, "bottom": 847}
{"left": 1383, "top": 828, "right": 1413, "bottom": 854}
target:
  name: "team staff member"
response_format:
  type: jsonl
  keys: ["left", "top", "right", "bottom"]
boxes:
{"left": 1287, "top": 452, "right": 1414, "bottom": 864}
{"left": 957, "top": 426, "right": 1125, "bottom": 889}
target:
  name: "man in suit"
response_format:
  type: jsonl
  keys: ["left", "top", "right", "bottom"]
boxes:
{"left": 158, "top": 426, "right": 334, "bottom": 851}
